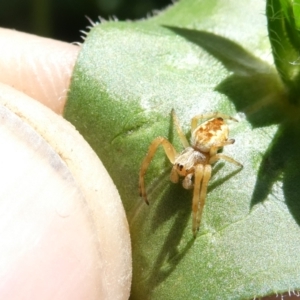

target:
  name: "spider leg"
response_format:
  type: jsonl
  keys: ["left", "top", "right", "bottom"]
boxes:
{"left": 139, "top": 137, "right": 178, "bottom": 205}
{"left": 191, "top": 113, "right": 238, "bottom": 132}
{"left": 192, "top": 164, "right": 212, "bottom": 237}
{"left": 196, "top": 164, "right": 212, "bottom": 234}
{"left": 209, "top": 153, "right": 243, "bottom": 167}
{"left": 171, "top": 109, "right": 189, "bottom": 148}
{"left": 192, "top": 164, "right": 204, "bottom": 236}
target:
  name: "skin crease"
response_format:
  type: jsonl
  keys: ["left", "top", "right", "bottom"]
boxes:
{"left": 0, "top": 28, "right": 131, "bottom": 300}
{"left": 0, "top": 28, "right": 297, "bottom": 300}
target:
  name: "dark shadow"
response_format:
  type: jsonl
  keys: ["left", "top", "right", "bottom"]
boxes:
{"left": 251, "top": 122, "right": 300, "bottom": 225}
{"left": 150, "top": 177, "right": 191, "bottom": 233}
{"left": 146, "top": 183, "right": 194, "bottom": 289}
{"left": 164, "top": 26, "right": 287, "bottom": 127}
{"left": 145, "top": 164, "right": 244, "bottom": 294}
{"left": 164, "top": 26, "right": 300, "bottom": 226}
{"left": 165, "top": 27, "right": 269, "bottom": 74}
{"left": 217, "top": 73, "right": 285, "bottom": 127}
{"left": 209, "top": 164, "right": 243, "bottom": 192}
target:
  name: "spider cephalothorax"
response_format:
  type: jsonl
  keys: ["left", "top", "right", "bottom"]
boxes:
{"left": 139, "top": 110, "right": 243, "bottom": 237}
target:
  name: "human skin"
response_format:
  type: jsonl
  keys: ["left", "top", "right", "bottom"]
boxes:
{"left": 0, "top": 28, "right": 131, "bottom": 300}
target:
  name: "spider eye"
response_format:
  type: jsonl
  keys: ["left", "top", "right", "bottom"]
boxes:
{"left": 177, "top": 163, "right": 184, "bottom": 171}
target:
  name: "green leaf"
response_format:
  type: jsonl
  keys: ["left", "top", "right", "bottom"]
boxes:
{"left": 267, "top": 0, "right": 300, "bottom": 104}
{"left": 64, "top": 0, "right": 300, "bottom": 299}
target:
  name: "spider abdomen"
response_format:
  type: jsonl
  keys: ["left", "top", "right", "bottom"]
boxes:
{"left": 191, "top": 117, "right": 229, "bottom": 152}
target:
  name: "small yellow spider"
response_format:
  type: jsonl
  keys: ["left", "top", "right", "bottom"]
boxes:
{"left": 139, "top": 109, "right": 243, "bottom": 237}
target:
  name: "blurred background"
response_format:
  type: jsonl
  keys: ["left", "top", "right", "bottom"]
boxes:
{"left": 0, "top": 0, "right": 173, "bottom": 42}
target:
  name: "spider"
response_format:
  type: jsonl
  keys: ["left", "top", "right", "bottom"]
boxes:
{"left": 139, "top": 109, "right": 243, "bottom": 237}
